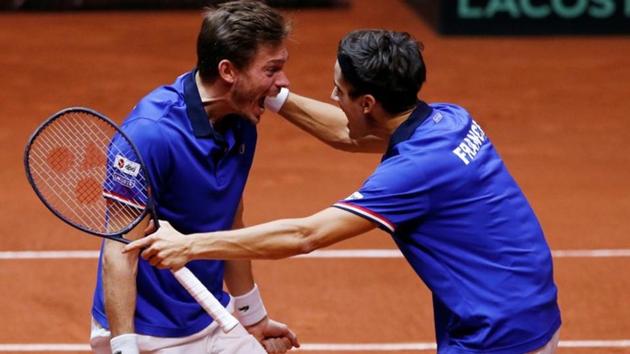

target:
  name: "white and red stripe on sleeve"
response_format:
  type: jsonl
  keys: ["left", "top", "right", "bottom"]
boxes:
{"left": 333, "top": 201, "right": 396, "bottom": 233}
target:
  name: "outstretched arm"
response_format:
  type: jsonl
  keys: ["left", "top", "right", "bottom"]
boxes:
{"left": 276, "top": 92, "right": 387, "bottom": 153}
{"left": 124, "top": 207, "right": 376, "bottom": 267}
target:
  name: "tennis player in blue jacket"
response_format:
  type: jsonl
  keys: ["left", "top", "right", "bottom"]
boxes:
{"left": 91, "top": 2, "right": 299, "bottom": 354}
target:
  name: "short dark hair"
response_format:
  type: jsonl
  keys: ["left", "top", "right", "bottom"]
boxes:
{"left": 197, "top": 0, "right": 290, "bottom": 82}
{"left": 337, "top": 30, "right": 426, "bottom": 115}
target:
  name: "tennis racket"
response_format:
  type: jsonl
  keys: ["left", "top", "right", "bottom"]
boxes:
{"left": 24, "top": 107, "right": 239, "bottom": 333}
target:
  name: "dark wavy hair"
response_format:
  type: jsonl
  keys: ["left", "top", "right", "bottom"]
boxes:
{"left": 337, "top": 30, "right": 426, "bottom": 115}
{"left": 197, "top": 0, "right": 290, "bottom": 82}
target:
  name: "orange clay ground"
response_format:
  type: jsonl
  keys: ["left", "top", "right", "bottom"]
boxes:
{"left": 1, "top": 1, "right": 629, "bottom": 353}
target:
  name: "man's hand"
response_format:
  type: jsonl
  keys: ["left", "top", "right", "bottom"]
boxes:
{"left": 122, "top": 220, "right": 191, "bottom": 270}
{"left": 246, "top": 317, "right": 299, "bottom": 354}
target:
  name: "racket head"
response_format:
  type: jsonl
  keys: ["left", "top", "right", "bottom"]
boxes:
{"left": 24, "top": 107, "right": 157, "bottom": 243}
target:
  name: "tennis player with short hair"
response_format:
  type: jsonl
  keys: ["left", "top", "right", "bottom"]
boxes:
{"left": 126, "top": 29, "right": 562, "bottom": 353}
{"left": 89, "top": 1, "right": 299, "bottom": 353}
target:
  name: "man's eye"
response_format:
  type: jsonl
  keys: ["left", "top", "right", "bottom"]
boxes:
{"left": 265, "top": 68, "right": 279, "bottom": 76}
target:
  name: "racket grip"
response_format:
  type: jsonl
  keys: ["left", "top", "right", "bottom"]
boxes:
{"left": 171, "top": 267, "right": 240, "bottom": 333}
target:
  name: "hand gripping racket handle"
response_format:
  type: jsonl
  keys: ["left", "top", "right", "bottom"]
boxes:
{"left": 171, "top": 267, "right": 240, "bottom": 333}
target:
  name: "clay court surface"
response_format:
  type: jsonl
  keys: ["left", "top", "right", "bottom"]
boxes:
{"left": 1, "top": 0, "right": 630, "bottom": 353}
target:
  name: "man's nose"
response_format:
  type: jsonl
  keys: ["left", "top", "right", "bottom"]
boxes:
{"left": 275, "top": 71, "right": 290, "bottom": 88}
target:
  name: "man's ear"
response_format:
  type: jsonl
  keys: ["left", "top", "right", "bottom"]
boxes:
{"left": 217, "top": 59, "right": 237, "bottom": 84}
{"left": 361, "top": 94, "right": 377, "bottom": 114}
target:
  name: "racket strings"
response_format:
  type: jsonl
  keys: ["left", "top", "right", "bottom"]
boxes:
{"left": 44, "top": 112, "right": 144, "bottom": 230}
{"left": 30, "top": 116, "right": 111, "bottom": 228}
{"left": 27, "top": 111, "right": 150, "bottom": 235}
